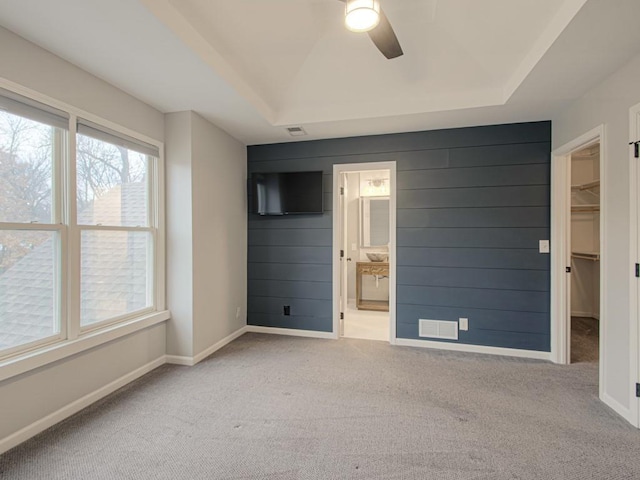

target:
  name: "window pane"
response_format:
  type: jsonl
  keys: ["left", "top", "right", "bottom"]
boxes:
{"left": 0, "top": 111, "right": 56, "bottom": 224}
{"left": 77, "top": 133, "right": 149, "bottom": 227}
{"left": 0, "top": 230, "right": 59, "bottom": 351}
{"left": 81, "top": 230, "right": 151, "bottom": 326}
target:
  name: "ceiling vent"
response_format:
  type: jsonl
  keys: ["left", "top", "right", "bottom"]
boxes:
{"left": 286, "top": 126, "right": 307, "bottom": 137}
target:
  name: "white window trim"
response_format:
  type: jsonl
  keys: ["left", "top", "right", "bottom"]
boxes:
{"left": 0, "top": 78, "right": 168, "bottom": 380}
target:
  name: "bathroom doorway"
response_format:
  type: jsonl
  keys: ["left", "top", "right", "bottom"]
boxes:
{"left": 332, "top": 162, "right": 396, "bottom": 343}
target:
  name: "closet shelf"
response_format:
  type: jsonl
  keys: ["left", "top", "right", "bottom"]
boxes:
{"left": 571, "top": 251, "right": 600, "bottom": 261}
{"left": 571, "top": 180, "right": 600, "bottom": 191}
{"left": 571, "top": 204, "right": 600, "bottom": 213}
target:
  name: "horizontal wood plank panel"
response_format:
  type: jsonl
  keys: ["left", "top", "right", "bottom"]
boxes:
{"left": 249, "top": 279, "right": 332, "bottom": 301}
{"left": 249, "top": 214, "right": 332, "bottom": 230}
{"left": 248, "top": 122, "right": 551, "bottom": 162}
{"left": 397, "top": 286, "right": 549, "bottom": 313}
{"left": 397, "top": 266, "right": 549, "bottom": 291}
{"left": 248, "top": 263, "right": 332, "bottom": 282}
{"left": 396, "top": 304, "right": 550, "bottom": 334}
{"left": 249, "top": 246, "right": 332, "bottom": 264}
{"left": 447, "top": 142, "right": 550, "bottom": 169}
{"left": 397, "top": 185, "right": 550, "bottom": 209}
{"left": 248, "top": 296, "right": 332, "bottom": 315}
{"left": 247, "top": 313, "right": 332, "bottom": 332}
{"left": 396, "top": 322, "right": 550, "bottom": 351}
{"left": 398, "top": 164, "right": 549, "bottom": 190}
{"left": 398, "top": 247, "right": 548, "bottom": 270}
{"left": 397, "top": 227, "right": 549, "bottom": 249}
{"left": 249, "top": 228, "right": 333, "bottom": 247}
{"left": 397, "top": 207, "right": 549, "bottom": 228}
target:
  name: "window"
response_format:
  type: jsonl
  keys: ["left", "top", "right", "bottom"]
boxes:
{"left": 0, "top": 90, "right": 66, "bottom": 355}
{"left": 0, "top": 87, "right": 163, "bottom": 360}
{"left": 76, "top": 121, "right": 157, "bottom": 328}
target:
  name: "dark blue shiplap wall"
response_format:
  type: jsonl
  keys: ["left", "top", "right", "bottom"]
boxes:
{"left": 247, "top": 122, "right": 551, "bottom": 351}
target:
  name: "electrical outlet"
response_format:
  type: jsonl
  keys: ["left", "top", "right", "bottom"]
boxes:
{"left": 459, "top": 318, "right": 469, "bottom": 331}
{"left": 283, "top": 305, "right": 291, "bottom": 316}
{"left": 236, "top": 307, "right": 241, "bottom": 319}
{"left": 539, "top": 240, "right": 550, "bottom": 254}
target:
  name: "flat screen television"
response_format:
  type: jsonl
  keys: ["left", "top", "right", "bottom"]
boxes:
{"left": 250, "top": 171, "right": 323, "bottom": 215}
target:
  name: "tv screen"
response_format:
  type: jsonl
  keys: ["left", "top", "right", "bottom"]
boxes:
{"left": 251, "top": 171, "right": 323, "bottom": 215}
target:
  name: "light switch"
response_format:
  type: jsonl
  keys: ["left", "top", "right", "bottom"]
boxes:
{"left": 539, "top": 240, "right": 550, "bottom": 254}
{"left": 351, "top": 243, "right": 357, "bottom": 252}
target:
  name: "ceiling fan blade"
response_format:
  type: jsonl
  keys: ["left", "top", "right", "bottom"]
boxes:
{"left": 368, "top": 9, "right": 403, "bottom": 59}
{"left": 337, "top": 1, "right": 403, "bottom": 59}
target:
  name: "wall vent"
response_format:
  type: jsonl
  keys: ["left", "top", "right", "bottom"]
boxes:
{"left": 419, "top": 319, "right": 459, "bottom": 340}
{"left": 286, "top": 126, "right": 307, "bottom": 136}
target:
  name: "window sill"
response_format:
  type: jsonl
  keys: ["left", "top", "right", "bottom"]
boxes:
{"left": 0, "top": 310, "right": 170, "bottom": 383}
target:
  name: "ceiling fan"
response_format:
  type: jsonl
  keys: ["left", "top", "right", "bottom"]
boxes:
{"left": 339, "top": 0, "right": 403, "bottom": 59}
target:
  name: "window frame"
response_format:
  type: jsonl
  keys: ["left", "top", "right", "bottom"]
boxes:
{"left": 74, "top": 125, "right": 158, "bottom": 333}
{"left": 0, "top": 80, "right": 166, "bottom": 369}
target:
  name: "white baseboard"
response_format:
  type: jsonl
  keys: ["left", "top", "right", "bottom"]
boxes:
{"left": 163, "top": 354, "right": 194, "bottom": 366}
{"left": 165, "top": 326, "right": 248, "bottom": 367}
{"left": 395, "top": 338, "right": 551, "bottom": 361}
{"left": 571, "top": 310, "right": 600, "bottom": 320}
{"left": 0, "top": 356, "right": 165, "bottom": 455}
{"left": 601, "top": 392, "right": 635, "bottom": 425}
{"left": 245, "top": 325, "right": 336, "bottom": 340}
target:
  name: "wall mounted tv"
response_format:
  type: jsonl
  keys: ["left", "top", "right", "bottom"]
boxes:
{"left": 250, "top": 171, "right": 324, "bottom": 215}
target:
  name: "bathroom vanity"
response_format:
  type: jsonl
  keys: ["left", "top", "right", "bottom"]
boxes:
{"left": 356, "top": 262, "right": 390, "bottom": 311}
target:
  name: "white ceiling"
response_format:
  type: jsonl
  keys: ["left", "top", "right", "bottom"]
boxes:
{"left": 1, "top": 0, "right": 640, "bottom": 145}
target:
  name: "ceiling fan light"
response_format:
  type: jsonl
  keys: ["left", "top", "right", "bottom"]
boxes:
{"left": 345, "top": 0, "right": 380, "bottom": 33}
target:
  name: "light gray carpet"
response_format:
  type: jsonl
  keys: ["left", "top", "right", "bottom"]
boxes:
{"left": 1, "top": 333, "right": 639, "bottom": 479}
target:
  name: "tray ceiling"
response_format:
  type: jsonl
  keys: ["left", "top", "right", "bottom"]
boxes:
{"left": 2, "top": 0, "right": 640, "bottom": 144}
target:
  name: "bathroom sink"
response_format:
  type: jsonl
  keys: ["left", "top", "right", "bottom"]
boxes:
{"left": 366, "top": 253, "right": 388, "bottom": 262}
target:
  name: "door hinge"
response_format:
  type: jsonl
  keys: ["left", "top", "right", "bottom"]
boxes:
{"left": 340, "top": 187, "right": 344, "bottom": 195}
{"left": 340, "top": 249, "right": 344, "bottom": 258}
{"left": 635, "top": 142, "right": 639, "bottom": 159}
{"left": 566, "top": 266, "right": 571, "bottom": 273}
{"left": 636, "top": 383, "right": 640, "bottom": 398}
{"left": 636, "top": 263, "right": 640, "bottom": 278}
{"left": 340, "top": 312, "right": 344, "bottom": 320}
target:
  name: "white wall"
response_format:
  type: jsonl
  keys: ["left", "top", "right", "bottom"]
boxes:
{"left": 165, "top": 112, "right": 195, "bottom": 356}
{"left": 165, "top": 111, "right": 247, "bottom": 359}
{"left": 0, "top": 27, "right": 168, "bottom": 447}
{"left": 553, "top": 52, "right": 640, "bottom": 422}
{"left": 191, "top": 112, "right": 247, "bottom": 355}
{"left": 0, "top": 27, "right": 163, "bottom": 142}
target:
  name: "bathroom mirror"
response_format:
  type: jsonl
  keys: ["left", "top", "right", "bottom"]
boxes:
{"left": 360, "top": 196, "right": 390, "bottom": 247}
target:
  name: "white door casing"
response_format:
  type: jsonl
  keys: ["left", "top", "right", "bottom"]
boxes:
{"left": 629, "top": 103, "right": 640, "bottom": 428}
{"left": 551, "top": 125, "right": 605, "bottom": 392}
{"left": 332, "top": 162, "right": 397, "bottom": 344}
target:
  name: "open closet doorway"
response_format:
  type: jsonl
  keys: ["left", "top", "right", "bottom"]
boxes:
{"left": 332, "top": 162, "right": 396, "bottom": 343}
{"left": 551, "top": 126, "right": 604, "bottom": 372}
{"left": 569, "top": 142, "right": 601, "bottom": 363}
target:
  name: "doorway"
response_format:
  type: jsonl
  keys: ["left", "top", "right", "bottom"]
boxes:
{"left": 332, "top": 162, "right": 396, "bottom": 343}
{"left": 569, "top": 142, "right": 601, "bottom": 363}
{"left": 551, "top": 126, "right": 604, "bottom": 378}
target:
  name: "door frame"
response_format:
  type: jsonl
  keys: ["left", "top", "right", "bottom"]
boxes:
{"left": 332, "top": 161, "right": 397, "bottom": 344}
{"left": 550, "top": 125, "right": 605, "bottom": 381}
{"left": 629, "top": 102, "right": 640, "bottom": 428}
